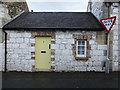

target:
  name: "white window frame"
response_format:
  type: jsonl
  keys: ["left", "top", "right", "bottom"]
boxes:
{"left": 76, "top": 40, "right": 87, "bottom": 57}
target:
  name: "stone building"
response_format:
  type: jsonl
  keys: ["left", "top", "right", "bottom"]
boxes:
{"left": 0, "top": 0, "right": 29, "bottom": 42}
{"left": 2, "top": 12, "right": 108, "bottom": 72}
{"left": 87, "top": 0, "right": 120, "bottom": 71}
{"left": 0, "top": 0, "right": 29, "bottom": 71}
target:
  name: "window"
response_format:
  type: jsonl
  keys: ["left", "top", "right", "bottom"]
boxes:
{"left": 76, "top": 40, "right": 87, "bottom": 57}
{"left": 73, "top": 34, "right": 91, "bottom": 60}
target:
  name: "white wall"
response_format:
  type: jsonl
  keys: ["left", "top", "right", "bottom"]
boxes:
{"left": 52, "top": 31, "right": 107, "bottom": 72}
{"left": 0, "top": 44, "right": 2, "bottom": 71}
{"left": 6, "top": 30, "right": 107, "bottom": 72}
{"left": 0, "top": 43, "right": 4, "bottom": 71}
{"left": 87, "top": 1, "right": 105, "bottom": 20}
{"left": 6, "top": 31, "right": 35, "bottom": 72}
{"left": 87, "top": 1, "right": 120, "bottom": 71}
{"left": 111, "top": 6, "right": 120, "bottom": 71}
{"left": 0, "top": 4, "right": 11, "bottom": 71}
{"left": 0, "top": 4, "right": 11, "bottom": 43}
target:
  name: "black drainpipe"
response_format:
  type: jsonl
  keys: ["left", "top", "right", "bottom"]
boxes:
{"left": 3, "top": 30, "right": 7, "bottom": 72}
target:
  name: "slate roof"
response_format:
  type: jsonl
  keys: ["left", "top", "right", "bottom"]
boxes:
{"left": 3, "top": 12, "right": 104, "bottom": 30}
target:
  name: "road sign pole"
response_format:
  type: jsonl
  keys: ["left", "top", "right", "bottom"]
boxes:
{"left": 106, "top": 32, "right": 110, "bottom": 74}
{"left": 100, "top": 16, "right": 116, "bottom": 74}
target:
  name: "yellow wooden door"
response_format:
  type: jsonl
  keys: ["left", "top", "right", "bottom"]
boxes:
{"left": 35, "top": 37, "right": 51, "bottom": 69}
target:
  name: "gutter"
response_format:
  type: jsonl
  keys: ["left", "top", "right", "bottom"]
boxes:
{"left": 3, "top": 30, "right": 7, "bottom": 72}
{"left": 2, "top": 11, "right": 25, "bottom": 72}
{"left": 3, "top": 27, "right": 105, "bottom": 31}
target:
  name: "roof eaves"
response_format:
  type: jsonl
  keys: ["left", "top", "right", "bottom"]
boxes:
{"left": 3, "top": 27, "right": 105, "bottom": 31}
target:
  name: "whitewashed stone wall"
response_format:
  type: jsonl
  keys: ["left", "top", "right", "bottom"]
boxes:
{"left": 0, "top": 4, "right": 11, "bottom": 43}
{"left": 6, "top": 31, "right": 35, "bottom": 72}
{"left": 0, "top": 44, "right": 2, "bottom": 71}
{"left": 51, "top": 31, "right": 107, "bottom": 72}
{"left": 0, "top": 43, "right": 4, "bottom": 71}
{"left": 87, "top": 1, "right": 105, "bottom": 20}
{"left": 0, "top": 2, "right": 29, "bottom": 72}
{"left": 87, "top": 1, "right": 120, "bottom": 71}
{"left": 111, "top": 6, "right": 120, "bottom": 71}
{"left": 0, "top": 4, "right": 11, "bottom": 71}
{"left": 119, "top": 7, "right": 120, "bottom": 70}
{"left": 6, "top": 30, "right": 107, "bottom": 72}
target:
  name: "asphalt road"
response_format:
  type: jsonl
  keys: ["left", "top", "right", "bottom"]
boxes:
{"left": 2, "top": 72, "right": 119, "bottom": 88}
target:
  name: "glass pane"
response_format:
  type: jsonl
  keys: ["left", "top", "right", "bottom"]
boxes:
{"left": 77, "top": 40, "right": 86, "bottom": 56}
{"left": 78, "top": 51, "right": 80, "bottom": 54}
{"left": 78, "top": 46, "right": 81, "bottom": 55}
{"left": 82, "top": 46, "right": 85, "bottom": 51}
{"left": 78, "top": 46, "right": 80, "bottom": 51}
{"left": 78, "top": 46, "right": 81, "bottom": 51}
{"left": 82, "top": 41, "right": 85, "bottom": 45}
{"left": 78, "top": 40, "right": 85, "bottom": 46}
{"left": 82, "top": 51, "right": 85, "bottom": 54}
{"left": 78, "top": 41, "right": 82, "bottom": 45}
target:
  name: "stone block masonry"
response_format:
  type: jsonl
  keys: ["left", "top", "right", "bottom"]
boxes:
{"left": 0, "top": 3, "right": 11, "bottom": 43}
{"left": 111, "top": 6, "right": 120, "bottom": 71}
{"left": 0, "top": 43, "right": 4, "bottom": 71}
{"left": 87, "top": 1, "right": 120, "bottom": 71}
{"left": 5, "top": 30, "right": 107, "bottom": 72}
{"left": 52, "top": 31, "right": 107, "bottom": 72}
{"left": 6, "top": 31, "right": 34, "bottom": 72}
{"left": 0, "top": 44, "right": 2, "bottom": 71}
{"left": 0, "top": 1, "right": 29, "bottom": 71}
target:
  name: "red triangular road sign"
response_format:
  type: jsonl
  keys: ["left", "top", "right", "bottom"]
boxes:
{"left": 100, "top": 16, "right": 116, "bottom": 33}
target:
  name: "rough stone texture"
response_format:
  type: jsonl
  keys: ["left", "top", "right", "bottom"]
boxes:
{"left": 119, "top": 7, "right": 120, "bottom": 71}
{"left": 0, "top": 43, "right": 4, "bottom": 71}
{"left": 6, "top": 30, "right": 56, "bottom": 72}
{"left": 0, "top": 1, "right": 29, "bottom": 71}
{"left": 6, "top": 31, "right": 34, "bottom": 72}
{"left": 0, "top": 44, "right": 2, "bottom": 71}
{"left": 5, "top": 30, "right": 107, "bottom": 72}
{"left": 111, "top": 6, "right": 120, "bottom": 71}
{"left": 0, "top": 4, "right": 11, "bottom": 43}
{"left": 0, "top": 1, "right": 29, "bottom": 43}
{"left": 52, "top": 31, "right": 107, "bottom": 72}
{"left": 87, "top": 1, "right": 120, "bottom": 71}
{"left": 0, "top": 1, "right": 29, "bottom": 18}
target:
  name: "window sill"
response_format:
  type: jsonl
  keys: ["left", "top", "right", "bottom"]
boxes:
{"left": 75, "top": 57, "right": 89, "bottom": 60}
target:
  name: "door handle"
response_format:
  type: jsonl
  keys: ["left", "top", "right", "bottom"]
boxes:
{"left": 49, "top": 44, "right": 51, "bottom": 49}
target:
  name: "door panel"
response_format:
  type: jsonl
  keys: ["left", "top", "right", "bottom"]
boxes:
{"left": 35, "top": 37, "right": 51, "bottom": 69}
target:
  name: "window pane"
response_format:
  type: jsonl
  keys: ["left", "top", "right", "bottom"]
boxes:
{"left": 80, "top": 51, "right": 82, "bottom": 55}
{"left": 78, "top": 46, "right": 81, "bottom": 51}
{"left": 78, "top": 46, "right": 81, "bottom": 55}
{"left": 78, "top": 46, "right": 80, "bottom": 51}
{"left": 80, "top": 51, "right": 84, "bottom": 55}
{"left": 78, "top": 51, "right": 80, "bottom": 54}
{"left": 82, "top": 41, "right": 85, "bottom": 45}
{"left": 78, "top": 46, "right": 85, "bottom": 55}
{"left": 78, "top": 40, "right": 85, "bottom": 46}
{"left": 78, "top": 41, "right": 82, "bottom": 45}
{"left": 82, "top": 51, "right": 85, "bottom": 54}
{"left": 77, "top": 40, "right": 86, "bottom": 56}
{"left": 82, "top": 46, "right": 85, "bottom": 51}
